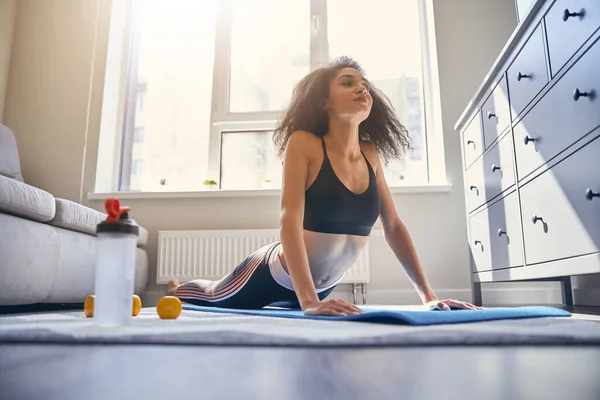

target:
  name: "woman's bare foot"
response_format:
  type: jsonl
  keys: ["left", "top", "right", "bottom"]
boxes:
{"left": 167, "top": 278, "right": 180, "bottom": 296}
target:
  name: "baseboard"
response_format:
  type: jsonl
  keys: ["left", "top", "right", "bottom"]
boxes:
{"left": 574, "top": 288, "right": 600, "bottom": 307}
{"left": 330, "top": 286, "right": 564, "bottom": 306}
{"left": 142, "top": 287, "right": 598, "bottom": 307}
{"left": 141, "top": 290, "right": 165, "bottom": 307}
{"left": 329, "top": 288, "right": 473, "bottom": 305}
{"left": 482, "top": 287, "right": 563, "bottom": 305}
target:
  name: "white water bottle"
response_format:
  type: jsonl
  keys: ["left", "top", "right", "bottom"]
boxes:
{"left": 93, "top": 198, "right": 139, "bottom": 327}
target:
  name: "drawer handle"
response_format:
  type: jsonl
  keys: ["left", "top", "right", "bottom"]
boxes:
{"left": 467, "top": 139, "right": 475, "bottom": 146}
{"left": 487, "top": 111, "right": 496, "bottom": 119}
{"left": 573, "top": 88, "right": 594, "bottom": 101}
{"left": 563, "top": 8, "right": 586, "bottom": 21}
{"left": 491, "top": 164, "right": 501, "bottom": 172}
{"left": 474, "top": 240, "right": 482, "bottom": 246}
{"left": 524, "top": 135, "right": 537, "bottom": 145}
{"left": 517, "top": 72, "right": 531, "bottom": 81}
{"left": 497, "top": 229, "right": 507, "bottom": 237}
{"left": 532, "top": 215, "right": 549, "bottom": 232}
{"left": 585, "top": 188, "right": 600, "bottom": 201}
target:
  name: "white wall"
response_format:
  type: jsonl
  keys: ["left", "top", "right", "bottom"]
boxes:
{"left": 0, "top": 0, "right": 17, "bottom": 123}
{"left": 7, "top": 0, "right": 588, "bottom": 306}
{"left": 4, "top": 0, "right": 99, "bottom": 197}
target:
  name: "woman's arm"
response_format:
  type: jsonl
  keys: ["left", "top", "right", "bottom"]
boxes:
{"left": 279, "top": 131, "right": 321, "bottom": 309}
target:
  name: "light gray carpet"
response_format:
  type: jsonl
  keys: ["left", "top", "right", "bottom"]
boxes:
{"left": 1, "top": 308, "right": 600, "bottom": 346}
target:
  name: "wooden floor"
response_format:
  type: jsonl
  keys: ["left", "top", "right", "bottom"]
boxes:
{"left": 1, "top": 304, "right": 599, "bottom": 400}
{"left": 1, "top": 344, "right": 599, "bottom": 400}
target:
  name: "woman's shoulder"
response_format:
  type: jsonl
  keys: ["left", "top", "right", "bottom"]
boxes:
{"left": 287, "top": 130, "right": 322, "bottom": 154}
{"left": 359, "top": 142, "right": 382, "bottom": 172}
{"left": 359, "top": 140, "right": 376, "bottom": 151}
{"left": 289, "top": 130, "right": 321, "bottom": 143}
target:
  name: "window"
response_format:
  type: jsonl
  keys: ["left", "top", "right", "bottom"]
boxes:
{"left": 228, "top": 1, "right": 310, "bottom": 113}
{"left": 118, "top": 0, "right": 216, "bottom": 192}
{"left": 220, "top": 130, "right": 281, "bottom": 190}
{"left": 97, "top": 0, "right": 444, "bottom": 193}
{"left": 130, "top": 159, "right": 142, "bottom": 190}
{"left": 133, "top": 127, "right": 144, "bottom": 143}
{"left": 136, "top": 84, "right": 146, "bottom": 112}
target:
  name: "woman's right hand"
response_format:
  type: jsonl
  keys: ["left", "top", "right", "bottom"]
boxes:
{"left": 303, "top": 299, "right": 364, "bottom": 316}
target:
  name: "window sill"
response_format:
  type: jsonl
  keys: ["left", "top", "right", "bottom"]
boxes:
{"left": 87, "top": 183, "right": 452, "bottom": 200}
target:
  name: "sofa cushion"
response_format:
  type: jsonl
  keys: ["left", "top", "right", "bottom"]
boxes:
{"left": 48, "top": 198, "right": 148, "bottom": 247}
{"left": 0, "top": 175, "right": 55, "bottom": 222}
{"left": 0, "top": 125, "right": 24, "bottom": 182}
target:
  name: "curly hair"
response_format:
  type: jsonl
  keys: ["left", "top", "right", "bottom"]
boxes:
{"left": 273, "top": 56, "right": 412, "bottom": 165}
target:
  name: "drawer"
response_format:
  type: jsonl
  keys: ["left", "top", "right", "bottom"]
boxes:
{"left": 483, "top": 131, "right": 516, "bottom": 202}
{"left": 513, "top": 38, "right": 600, "bottom": 181}
{"left": 488, "top": 191, "right": 524, "bottom": 269}
{"left": 462, "top": 110, "right": 484, "bottom": 169}
{"left": 469, "top": 207, "right": 492, "bottom": 273}
{"left": 520, "top": 133, "right": 600, "bottom": 265}
{"left": 469, "top": 191, "right": 523, "bottom": 273}
{"left": 464, "top": 156, "right": 486, "bottom": 213}
{"left": 507, "top": 23, "right": 549, "bottom": 119}
{"left": 482, "top": 76, "right": 511, "bottom": 148}
{"left": 545, "top": 0, "right": 600, "bottom": 76}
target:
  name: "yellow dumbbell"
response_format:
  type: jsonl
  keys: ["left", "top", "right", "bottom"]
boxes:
{"left": 156, "top": 296, "right": 182, "bottom": 320}
{"left": 132, "top": 295, "right": 142, "bottom": 316}
{"left": 84, "top": 294, "right": 142, "bottom": 318}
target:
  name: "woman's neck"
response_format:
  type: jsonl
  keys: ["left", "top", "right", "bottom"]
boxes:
{"left": 324, "top": 119, "right": 362, "bottom": 159}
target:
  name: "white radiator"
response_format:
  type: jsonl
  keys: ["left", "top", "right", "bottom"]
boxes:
{"left": 156, "top": 229, "right": 373, "bottom": 285}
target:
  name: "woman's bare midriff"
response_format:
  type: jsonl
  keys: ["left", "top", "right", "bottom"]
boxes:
{"left": 277, "top": 229, "right": 369, "bottom": 289}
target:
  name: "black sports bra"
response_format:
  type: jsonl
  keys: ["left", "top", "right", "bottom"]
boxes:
{"left": 303, "top": 138, "right": 381, "bottom": 236}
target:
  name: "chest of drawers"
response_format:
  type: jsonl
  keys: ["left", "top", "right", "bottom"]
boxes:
{"left": 455, "top": 0, "right": 600, "bottom": 306}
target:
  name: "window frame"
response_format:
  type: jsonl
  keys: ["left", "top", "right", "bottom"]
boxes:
{"left": 119, "top": 0, "right": 144, "bottom": 191}
{"left": 96, "top": 0, "right": 447, "bottom": 197}
{"left": 208, "top": 0, "right": 445, "bottom": 189}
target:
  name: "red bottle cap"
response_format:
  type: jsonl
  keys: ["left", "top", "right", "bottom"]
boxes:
{"left": 96, "top": 198, "right": 139, "bottom": 236}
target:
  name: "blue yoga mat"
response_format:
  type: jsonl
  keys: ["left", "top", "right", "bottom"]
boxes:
{"left": 182, "top": 304, "right": 571, "bottom": 325}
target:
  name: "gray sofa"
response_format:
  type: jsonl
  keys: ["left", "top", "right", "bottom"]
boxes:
{"left": 0, "top": 124, "right": 148, "bottom": 306}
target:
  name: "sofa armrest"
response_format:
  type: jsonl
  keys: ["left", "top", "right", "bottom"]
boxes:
{"left": 0, "top": 125, "right": 23, "bottom": 182}
{"left": 48, "top": 198, "right": 105, "bottom": 236}
{"left": 0, "top": 175, "right": 55, "bottom": 222}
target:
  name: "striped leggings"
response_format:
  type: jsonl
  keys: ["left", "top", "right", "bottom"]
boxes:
{"left": 174, "top": 242, "right": 336, "bottom": 309}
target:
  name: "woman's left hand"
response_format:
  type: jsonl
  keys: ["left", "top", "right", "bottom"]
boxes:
{"left": 424, "top": 298, "right": 483, "bottom": 311}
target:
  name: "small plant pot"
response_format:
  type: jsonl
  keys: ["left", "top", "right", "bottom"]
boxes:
{"left": 203, "top": 180, "right": 218, "bottom": 190}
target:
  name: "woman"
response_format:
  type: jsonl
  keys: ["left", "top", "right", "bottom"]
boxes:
{"left": 168, "top": 56, "right": 478, "bottom": 316}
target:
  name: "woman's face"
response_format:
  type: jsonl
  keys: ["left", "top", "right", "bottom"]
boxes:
{"left": 324, "top": 67, "right": 372, "bottom": 123}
